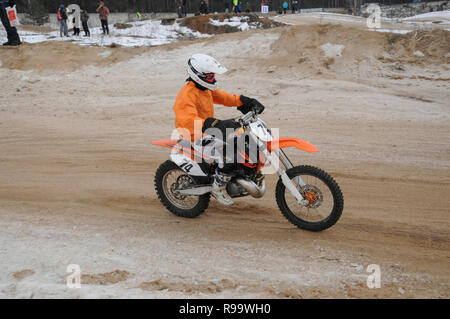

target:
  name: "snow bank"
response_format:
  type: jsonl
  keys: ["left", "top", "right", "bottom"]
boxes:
{"left": 402, "top": 10, "right": 450, "bottom": 22}
{"left": 370, "top": 29, "right": 412, "bottom": 34}
{"left": 2, "top": 19, "right": 211, "bottom": 48}
{"left": 209, "top": 16, "right": 253, "bottom": 31}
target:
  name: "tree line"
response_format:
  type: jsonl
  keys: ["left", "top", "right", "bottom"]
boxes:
{"left": 15, "top": 0, "right": 417, "bottom": 14}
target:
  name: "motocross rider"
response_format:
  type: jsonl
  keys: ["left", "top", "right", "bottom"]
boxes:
{"left": 173, "top": 54, "right": 264, "bottom": 206}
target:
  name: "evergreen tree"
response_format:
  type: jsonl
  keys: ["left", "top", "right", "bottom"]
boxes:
{"left": 26, "top": 0, "right": 49, "bottom": 25}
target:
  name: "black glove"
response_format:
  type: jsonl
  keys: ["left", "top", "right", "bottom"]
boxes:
{"left": 8, "top": 0, "right": 15, "bottom": 7}
{"left": 202, "top": 118, "right": 241, "bottom": 137}
{"left": 238, "top": 95, "right": 265, "bottom": 115}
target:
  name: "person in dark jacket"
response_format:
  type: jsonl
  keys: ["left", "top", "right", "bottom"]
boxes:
{"left": 292, "top": 0, "right": 299, "bottom": 13}
{"left": 177, "top": 0, "right": 183, "bottom": 18}
{"left": 199, "top": 0, "right": 208, "bottom": 14}
{"left": 182, "top": 0, "right": 187, "bottom": 17}
{"left": 80, "top": 9, "right": 90, "bottom": 37}
{"left": 0, "top": 0, "right": 21, "bottom": 46}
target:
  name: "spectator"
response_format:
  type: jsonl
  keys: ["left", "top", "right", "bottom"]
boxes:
{"left": 292, "top": 0, "right": 299, "bottom": 14}
{"left": 80, "top": 9, "right": 90, "bottom": 37}
{"left": 177, "top": 0, "right": 183, "bottom": 18}
{"left": 224, "top": 0, "right": 230, "bottom": 13}
{"left": 0, "top": 0, "right": 21, "bottom": 45}
{"left": 282, "top": 1, "right": 288, "bottom": 14}
{"left": 57, "top": 4, "right": 68, "bottom": 37}
{"left": 233, "top": 0, "right": 241, "bottom": 13}
{"left": 199, "top": 0, "right": 208, "bottom": 14}
{"left": 182, "top": 0, "right": 187, "bottom": 17}
{"left": 96, "top": 1, "right": 110, "bottom": 35}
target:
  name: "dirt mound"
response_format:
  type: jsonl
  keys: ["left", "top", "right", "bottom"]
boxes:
{"left": 180, "top": 13, "right": 285, "bottom": 35}
{"left": 114, "top": 23, "right": 133, "bottom": 29}
{"left": 384, "top": 29, "right": 450, "bottom": 64}
{"left": 12, "top": 269, "right": 35, "bottom": 281}
{"left": 0, "top": 41, "right": 146, "bottom": 71}
{"left": 81, "top": 270, "right": 130, "bottom": 285}
{"left": 269, "top": 24, "right": 450, "bottom": 80}
{"left": 18, "top": 24, "right": 56, "bottom": 33}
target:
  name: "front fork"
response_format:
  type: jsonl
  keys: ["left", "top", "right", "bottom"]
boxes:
{"left": 261, "top": 146, "right": 309, "bottom": 206}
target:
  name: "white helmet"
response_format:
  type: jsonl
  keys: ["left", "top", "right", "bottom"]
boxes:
{"left": 187, "top": 54, "right": 228, "bottom": 91}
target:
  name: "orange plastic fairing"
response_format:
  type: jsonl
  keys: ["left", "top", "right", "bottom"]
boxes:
{"left": 267, "top": 138, "right": 318, "bottom": 153}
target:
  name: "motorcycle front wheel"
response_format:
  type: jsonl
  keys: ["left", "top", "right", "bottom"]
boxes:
{"left": 275, "top": 165, "right": 344, "bottom": 231}
{"left": 154, "top": 160, "right": 210, "bottom": 218}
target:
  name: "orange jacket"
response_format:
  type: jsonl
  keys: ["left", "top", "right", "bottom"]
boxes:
{"left": 174, "top": 81, "right": 243, "bottom": 141}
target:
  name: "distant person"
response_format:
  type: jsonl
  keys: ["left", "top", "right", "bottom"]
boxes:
{"left": 282, "top": 1, "right": 288, "bottom": 14}
{"left": 177, "top": 1, "right": 182, "bottom": 18}
{"left": 224, "top": 0, "right": 230, "bottom": 13}
{"left": 0, "top": 0, "right": 21, "bottom": 45}
{"left": 96, "top": 1, "right": 110, "bottom": 35}
{"left": 57, "top": 4, "right": 68, "bottom": 37}
{"left": 199, "top": 0, "right": 208, "bottom": 14}
{"left": 80, "top": 9, "right": 90, "bottom": 37}
{"left": 292, "top": 0, "right": 299, "bottom": 13}
{"left": 182, "top": 0, "right": 187, "bottom": 17}
{"left": 233, "top": 0, "right": 241, "bottom": 13}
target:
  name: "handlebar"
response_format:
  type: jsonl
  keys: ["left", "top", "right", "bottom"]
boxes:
{"left": 239, "top": 111, "right": 256, "bottom": 125}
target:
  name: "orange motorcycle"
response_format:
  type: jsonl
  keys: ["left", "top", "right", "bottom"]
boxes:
{"left": 153, "top": 109, "right": 343, "bottom": 231}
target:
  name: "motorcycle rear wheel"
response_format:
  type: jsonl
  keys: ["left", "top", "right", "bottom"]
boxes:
{"left": 155, "top": 160, "right": 210, "bottom": 218}
{"left": 275, "top": 165, "right": 343, "bottom": 231}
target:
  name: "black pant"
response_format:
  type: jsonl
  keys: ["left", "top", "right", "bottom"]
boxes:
{"left": 101, "top": 19, "right": 109, "bottom": 34}
{"left": 0, "top": 6, "right": 20, "bottom": 43}
{"left": 82, "top": 21, "right": 90, "bottom": 36}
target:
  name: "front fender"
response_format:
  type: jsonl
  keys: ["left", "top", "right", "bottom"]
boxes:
{"left": 267, "top": 138, "right": 318, "bottom": 153}
{"left": 152, "top": 139, "right": 178, "bottom": 149}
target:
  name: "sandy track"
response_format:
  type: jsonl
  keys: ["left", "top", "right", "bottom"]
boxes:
{"left": 0, "top": 18, "right": 449, "bottom": 298}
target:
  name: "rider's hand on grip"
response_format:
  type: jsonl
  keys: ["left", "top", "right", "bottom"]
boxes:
{"left": 238, "top": 95, "right": 265, "bottom": 115}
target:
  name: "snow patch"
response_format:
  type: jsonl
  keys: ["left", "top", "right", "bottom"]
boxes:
{"left": 209, "top": 16, "right": 260, "bottom": 31}
{"left": 2, "top": 19, "right": 212, "bottom": 48}
{"left": 403, "top": 10, "right": 450, "bottom": 21}
{"left": 320, "top": 43, "right": 345, "bottom": 58}
{"left": 98, "top": 50, "right": 112, "bottom": 58}
{"left": 370, "top": 29, "right": 412, "bottom": 34}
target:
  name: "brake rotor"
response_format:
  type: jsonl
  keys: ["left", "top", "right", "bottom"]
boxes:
{"left": 301, "top": 185, "right": 323, "bottom": 208}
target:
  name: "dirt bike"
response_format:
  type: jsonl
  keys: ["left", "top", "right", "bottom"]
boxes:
{"left": 152, "top": 109, "right": 344, "bottom": 231}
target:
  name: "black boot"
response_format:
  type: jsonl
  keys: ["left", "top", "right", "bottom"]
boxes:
{"left": 3, "top": 40, "right": 21, "bottom": 46}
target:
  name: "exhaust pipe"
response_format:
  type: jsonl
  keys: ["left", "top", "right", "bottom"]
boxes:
{"left": 235, "top": 178, "right": 266, "bottom": 198}
{"left": 177, "top": 179, "right": 266, "bottom": 198}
